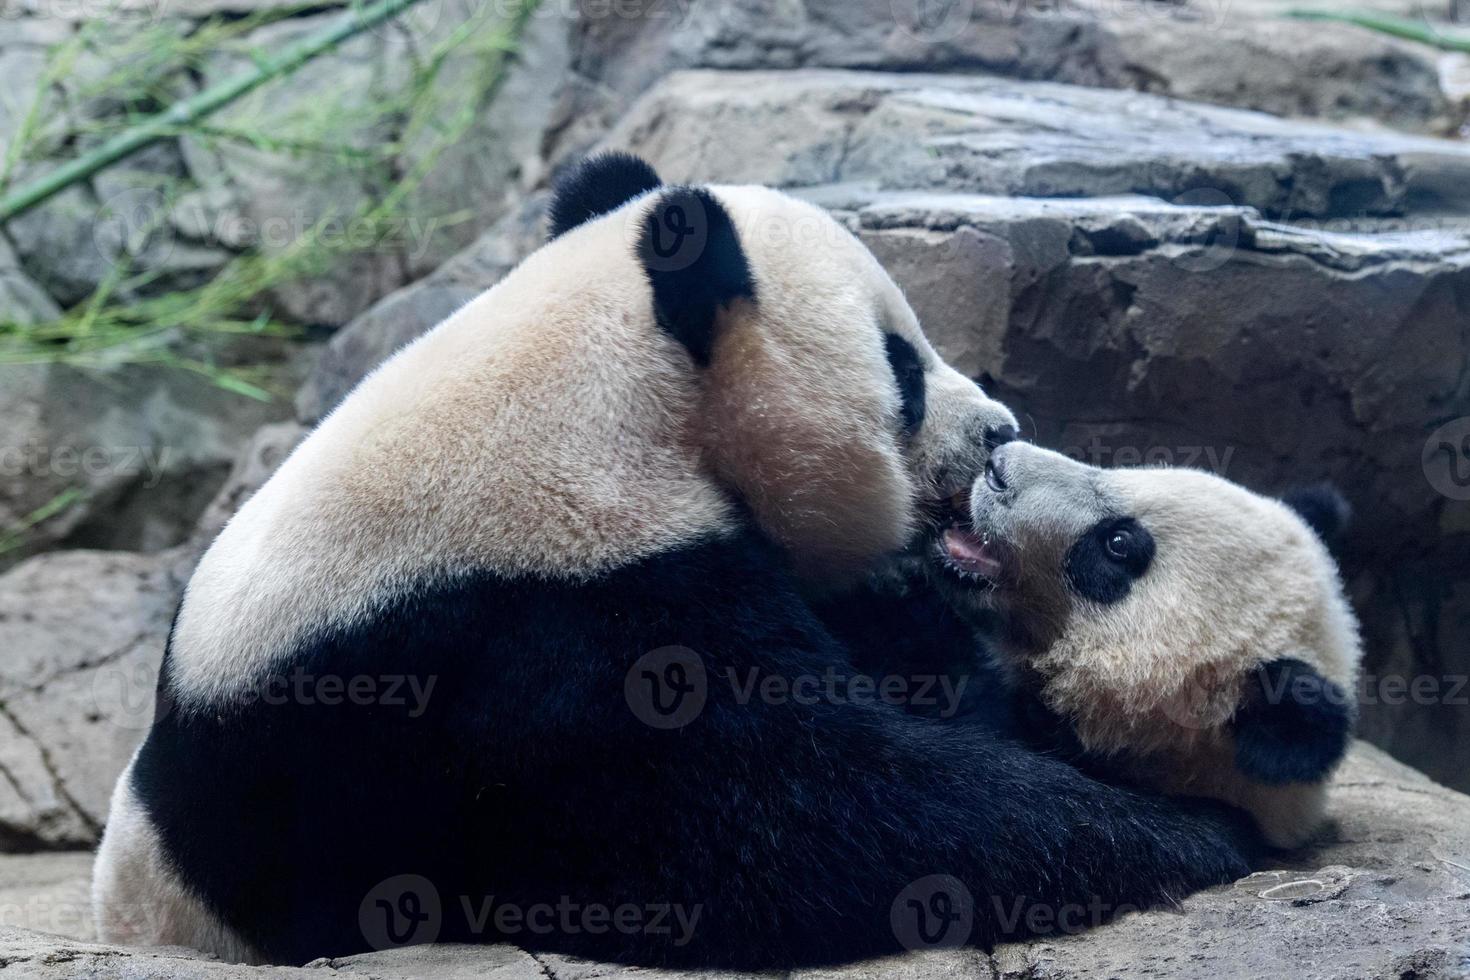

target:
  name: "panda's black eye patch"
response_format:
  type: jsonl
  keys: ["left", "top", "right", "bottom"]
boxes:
{"left": 1065, "top": 517, "right": 1154, "bottom": 605}
{"left": 883, "top": 333, "right": 926, "bottom": 436}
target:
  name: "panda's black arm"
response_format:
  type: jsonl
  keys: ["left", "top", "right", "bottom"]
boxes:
{"left": 134, "top": 526, "right": 1259, "bottom": 968}
{"left": 810, "top": 562, "right": 1021, "bottom": 727}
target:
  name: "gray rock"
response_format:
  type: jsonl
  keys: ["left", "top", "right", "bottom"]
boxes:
{"left": 296, "top": 193, "right": 546, "bottom": 422}
{"left": 608, "top": 69, "right": 1470, "bottom": 219}
{"left": 1095, "top": 16, "right": 1456, "bottom": 133}
{"left": 2, "top": 744, "right": 1466, "bottom": 978}
{"left": 180, "top": 11, "right": 414, "bottom": 328}
{"left": 0, "top": 852, "right": 95, "bottom": 941}
{"left": 0, "top": 341, "right": 310, "bottom": 568}
{"left": 0, "top": 406, "right": 316, "bottom": 852}
{"left": 547, "top": 0, "right": 1456, "bottom": 164}
{"left": 394, "top": 7, "right": 571, "bottom": 279}
{"left": 4, "top": 133, "right": 229, "bottom": 309}
{"left": 0, "top": 410, "right": 313, "bottom": 851}
{"left": 993, "top": 744, "right": 1470, "bottom": 979}
{"left": 178, "top": 2, "right": 569, "bottom": 329}
{"left": 0, "top": 548, "right": 187, "bottom": 849}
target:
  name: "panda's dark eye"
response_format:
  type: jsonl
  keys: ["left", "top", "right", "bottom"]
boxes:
{"left": 1105, "top": 530, "right": 1133, "bottom": 561}
{"left": 1067, "top": 517, "right": 1155, "bottom": 604}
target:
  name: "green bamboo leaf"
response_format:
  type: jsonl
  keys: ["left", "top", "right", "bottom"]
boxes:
{"left": 0, "top": 488, "right": 86, "bottom": 556}
{"left": 0, "top": 0, "right": 438, "bottom": 224}
{"left": 1284, "top": 8, "right": 1470, "bottom": 50}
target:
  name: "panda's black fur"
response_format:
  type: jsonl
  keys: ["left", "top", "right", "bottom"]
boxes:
{"left": 137, "top": 528, "right": 1258, "bottom": 966}
{"left": 547, "top": 151, "right": 663, "bottom": 239}
{"left": 121, "top": 156, "right": 1261, "bottom": 968}
{"left": 638, "top": 185, "right": 756, "bottom": 366}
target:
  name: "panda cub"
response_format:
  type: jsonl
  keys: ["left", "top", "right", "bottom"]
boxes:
{"left": 934, "top": 441, "right": 1362, "bottom": 848}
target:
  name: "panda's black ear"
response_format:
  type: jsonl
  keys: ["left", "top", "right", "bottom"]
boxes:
{"left": 1280, "top": 484, "right": 1350, "bottom": 546}
{"left": 547, "top": 152, "right": 663, "bottom": 239}
{"left": 637, "top": 186, "right": 755, "bottom": 367}
{"left": 1233, "top": 658, "right": 1353, "bottom": 786}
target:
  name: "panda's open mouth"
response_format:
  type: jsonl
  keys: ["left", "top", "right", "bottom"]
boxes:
{"left": 933, "top": 490, "right": 1010, "bottom": 585}
{"left": 939, "top": 526, "right": 1007, "bottom": 584}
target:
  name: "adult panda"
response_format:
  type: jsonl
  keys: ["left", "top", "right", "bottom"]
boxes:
{"left": 94, "top": 154, "right": 1258, "bottom": 968}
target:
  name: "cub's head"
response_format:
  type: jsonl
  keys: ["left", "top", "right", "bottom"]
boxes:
{"left": 933, "top": 441, "right": 1362, "bottom": 846}
{"left": 549, "top": 153, "right": 1017, "bottom": 585}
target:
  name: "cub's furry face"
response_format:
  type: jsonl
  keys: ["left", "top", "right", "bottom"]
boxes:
{"left": 933, "top": 442, "right": 1362, "bottom": 847}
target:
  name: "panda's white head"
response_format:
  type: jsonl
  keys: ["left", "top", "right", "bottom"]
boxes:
{"left": 543, "top": 153, "right": 1018, "bottom": 585}
{"left": 934, "top": 441, "right": 1362, "bottom": 847}
{"left": 163, "top": 154, "right": 1020, "bottom": 715}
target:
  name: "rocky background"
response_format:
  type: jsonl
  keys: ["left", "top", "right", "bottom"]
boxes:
{"left": 1, "top": 0, "right": 1469, "bottom": 976}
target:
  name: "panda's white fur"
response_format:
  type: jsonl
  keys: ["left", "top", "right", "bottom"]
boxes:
{"left": 93, "top": 753, "right": 261, "bottom": 961}
{"left": 162, "top": 184, "right": 981, "bottom": 712}
{"left": 94, "top": 158, "right": 1262, "bottom": 968}
{"left": 936, "top": 441, "right": 1362, "bottom": 848}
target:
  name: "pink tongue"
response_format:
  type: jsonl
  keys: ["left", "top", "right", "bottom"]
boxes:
{"left": 943, "top": 528, "right": 1004, "bottom": 580}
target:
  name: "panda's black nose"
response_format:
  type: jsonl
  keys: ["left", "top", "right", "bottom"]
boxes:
{"left": 985, "top": 424, "right": 1019, "bottom": 449}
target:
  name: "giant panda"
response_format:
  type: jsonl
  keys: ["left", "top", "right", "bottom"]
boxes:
{"left": 933, "top": 440, "right": 1362, "bottom": 848}
{"left": 93, "top": 154, "right": 1260, "bottom": 968}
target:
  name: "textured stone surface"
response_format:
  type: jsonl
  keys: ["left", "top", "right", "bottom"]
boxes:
{"left": 608, "top": 69, "right": 1470, "bottom": 219}
{"left": 178, "top": 1, "right": 568, "bottom": 328}
{"left": 0, "top": 408, "right": 315, "bottom": 851}
{"left": 0, "top": 852, "right": 95, "bottom": 941}
{"left": 2, "top": 745, "right": 1467, "bottom": 978}
{"left": 0, "top": 548, "right": 185, "bottom": 849}
{"left": 0, "top": 341, "right": 310, "bottom": 570}
{"left": 548, "top": 0, "right": 1457, "bottom": 156}
{"left": 994, "top": 743, "right": 1470, "bottom": 979}
{"left": 296, "top": 193, "right": 546, "bottom": 422}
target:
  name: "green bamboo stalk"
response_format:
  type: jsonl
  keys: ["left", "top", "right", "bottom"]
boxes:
{"left": 0, "top": 0, "right": 433, "bottom": 224}
{"left": 1284, "top": 8, "right": 1470, "bottom": 51}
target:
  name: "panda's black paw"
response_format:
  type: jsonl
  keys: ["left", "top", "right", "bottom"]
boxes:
{"left": 1185, "top": 795, "right": 1268, "bottom": 878}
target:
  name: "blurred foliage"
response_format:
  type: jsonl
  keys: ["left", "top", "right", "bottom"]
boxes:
{"left": 0, "top": 489, "right": 84, "bottom": 558}
{"left": 0, "top": 0, "right": 539, "bottom": 397}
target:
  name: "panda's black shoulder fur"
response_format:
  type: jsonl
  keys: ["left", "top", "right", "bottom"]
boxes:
{"left": 547, "top": 152, "right": 663, "bottom": 239}
{"left": 133, "top": 526, "right": 1259, "bottom": 968}
{"left": 1280, "top": 483, "right": 1350, "bottom": 547}
{"left": 1234, "top": 657, "right": 1353, "bottom": 786}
